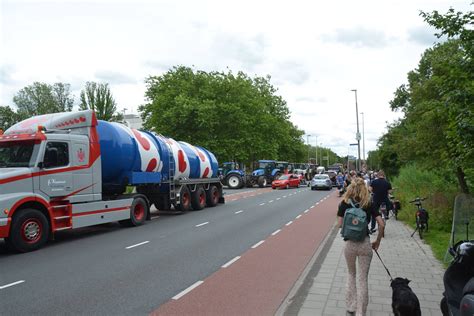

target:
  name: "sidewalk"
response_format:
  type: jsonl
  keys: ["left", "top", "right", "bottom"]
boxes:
{"left": 292, "top": 217, "right": 445, "bottom": 316}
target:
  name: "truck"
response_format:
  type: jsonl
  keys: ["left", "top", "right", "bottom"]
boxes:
{"left": 218, "top": 162, "right": 246, "bottom": 189}
{"left": 0, "top": 110, "right": 224, "bottom": 252}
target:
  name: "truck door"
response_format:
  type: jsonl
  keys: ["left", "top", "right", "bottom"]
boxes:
{"left": 39, "top": 141, "right": 73, "bottom": 197}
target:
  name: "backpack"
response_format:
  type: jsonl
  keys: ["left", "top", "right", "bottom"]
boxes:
{"left": 341, "top": 199, "right": 368, "bottom": 241}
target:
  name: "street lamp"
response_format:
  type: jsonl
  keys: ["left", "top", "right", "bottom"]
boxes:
{"left": 320, "top": 143, "right": 323, "bottom": 167}
{"left": 361, "top": 112, "right": 366, "bottom": 163}
{"left": 350, "top": 89, "right": 361, "bottom": 171}
{"left": 306, "top": 134, "right": 311, "bottom": 163}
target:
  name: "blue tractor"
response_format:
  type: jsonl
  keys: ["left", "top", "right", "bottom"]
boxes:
{"left": 247, "top": 160, "right": 288, "bottom": 188}
{"left": 218, "top": 162, "right": 246, "bottom": 189}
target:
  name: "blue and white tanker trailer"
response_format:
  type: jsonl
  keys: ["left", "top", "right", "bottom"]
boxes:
{"left": 0, "top": 110, "right": 224, "bottom": 252}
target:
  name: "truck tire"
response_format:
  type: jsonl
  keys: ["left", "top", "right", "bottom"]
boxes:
{"left": 120, "top": 196, "right": 148, "bottom": 227}
{"left": 191, "top": 186, "right": 206, "bottom": 211}
{"left": 206, "top": 185, "right": 219, "bottom": 207}
{"left": 258, "top": 176, "right": 267, "bottom": 188}
{"left": 226, "top": 175, "right": 242, "bottom": 189}
{"left": 176, "top": 185, "right": 192, "bottom": 212}
{"left": 7, "top": 208, "right": 50, "bottom": 252}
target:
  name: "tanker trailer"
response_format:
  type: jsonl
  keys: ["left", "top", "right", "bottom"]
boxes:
{"left": 97, "top": 120, "right": 224, "bottom": 212}
{"left": 0, "top": 110, "right": 224, "bottom": 252}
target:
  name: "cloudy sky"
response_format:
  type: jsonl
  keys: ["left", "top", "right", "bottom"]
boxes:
{"left": 0, "top": 0, "right": 470, "bottom": 158}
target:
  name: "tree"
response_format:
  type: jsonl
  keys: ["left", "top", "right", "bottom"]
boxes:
{"left": 80, "top": 82, "right": 123, "bottom": 122}
{"left": 13, "top": 82, "right": 74, "bottom": 120}
{"left": 0, "top": 106, "right": 20, "bottom": 130}
{"left": 139, "top": 66, "right": 305, "bottom": 165}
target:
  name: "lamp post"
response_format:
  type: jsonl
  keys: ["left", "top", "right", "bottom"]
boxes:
{"left": 320, "top": 143, "right": 323, "bottom": 167}
{"left": 350, "top": 89, "right": 361, "bottom": 171}
{"left": 306, "top": 134, "right": 311, "bottom": 163}
{"left": 315, "top": 135, "right": 318, "bottom": 165}
{"left": 361, "top": 112, "right": 366, "bottom": 163}
{"left": 349, "top": 143, "right": 358, "bottom": 171}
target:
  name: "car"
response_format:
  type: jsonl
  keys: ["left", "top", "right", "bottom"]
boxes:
{"left": 310, "top": 174, "right": 332, "bottom": 190}
{"left": 272, "top": 174, "right": 301, "bottom": 189}
{"left": 324, "top": 170, "right": 337, "bottom": 187}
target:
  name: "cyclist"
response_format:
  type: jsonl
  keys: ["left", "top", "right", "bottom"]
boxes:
{"left": 369, "top": 170, "right": 392, "bottom": 233}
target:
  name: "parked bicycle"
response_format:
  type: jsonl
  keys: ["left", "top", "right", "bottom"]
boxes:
{"left": 389, "top": 193, "right": 400, "bottom": 220}
{"left": 409, "top": 197, "right": 429, "bottom": 239}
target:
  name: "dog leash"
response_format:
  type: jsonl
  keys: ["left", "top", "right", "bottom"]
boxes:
{"left": 374, "top": 249, "right": 393, "bottom": 282}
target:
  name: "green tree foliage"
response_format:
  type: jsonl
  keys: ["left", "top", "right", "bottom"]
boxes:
{"left": 0, "top": 106, "right": 20, "bottom": 130}
{"left": 140, "top": 66, "right": 305, "bottom": 164}
{"left": 378, "top": 6, "right": 473, "bottom": 192}
{"left": 13, "top": 82, "right": 74, "bottom": 120}
{"left": 80, "top": 82, "right": 123, "bottom": 122}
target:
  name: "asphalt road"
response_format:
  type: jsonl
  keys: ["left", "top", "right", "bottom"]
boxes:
{"left": 0, "top": 186, "right": 333, "bottom": 315}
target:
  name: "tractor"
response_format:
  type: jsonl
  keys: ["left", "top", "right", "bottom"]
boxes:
{"left": 246, "top": 160, "right": 288, "bottom": 188}
{"left": 218, "top": 162, "right": 246, "bottom": 189}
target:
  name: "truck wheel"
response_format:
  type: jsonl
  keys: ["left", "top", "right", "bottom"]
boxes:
{"left": 176, "top": 185, "right": 192, "bottom": 212}
{"left": 8, "top": 208, "right": 50, "bottom": 252}
{"left": 226, "top": 175, "right": 242, "bottom": 189}
{"left": 191, "top": 186, "right": 206, "bottom": 211}
{"left": 206, "top": 185, "right": 219, "bottom": 207}
{"left": 121, "top": 196, "right": 148, "bottom": 227}
{"left": 258, "top": 176, "right": 267, "bottom": 188}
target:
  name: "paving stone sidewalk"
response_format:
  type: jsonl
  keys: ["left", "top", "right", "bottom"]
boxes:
{"left": 297, "top": 217, "right": 445, "bottom": 316}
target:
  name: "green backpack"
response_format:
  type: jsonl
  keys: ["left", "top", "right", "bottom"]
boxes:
{"left": 341, "top": 199, "right": 368, "bottom": 241}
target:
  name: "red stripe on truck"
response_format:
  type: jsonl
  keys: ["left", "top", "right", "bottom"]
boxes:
{"left": 72, "top": 206, "right": 130, "bottom": 217}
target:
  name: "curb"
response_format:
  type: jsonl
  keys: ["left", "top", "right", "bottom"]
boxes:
{"left": 275, "top": 220, "right": 339, "bottom": 316}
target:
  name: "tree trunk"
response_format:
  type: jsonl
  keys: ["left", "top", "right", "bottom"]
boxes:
{"left": 456, "top": 166, "right": 470, "bottom": 194}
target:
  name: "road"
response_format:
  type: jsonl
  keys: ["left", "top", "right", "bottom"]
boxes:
{"left": 0, "top": 186, "right": 337, "bottom": 315}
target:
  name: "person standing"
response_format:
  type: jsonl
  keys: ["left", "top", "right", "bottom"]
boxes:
{"left": 338, "top": 178, "right": 385, "bottom": 316}
{"left": 369, "top": 170, "right": 392, "bottom": 232}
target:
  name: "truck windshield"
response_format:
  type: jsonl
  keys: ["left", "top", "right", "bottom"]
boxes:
{"left": 258, "top": 162, "right": 270, "bottom": 169}
{"left": 0, "top": 141, "right": 36, "bottom": 168}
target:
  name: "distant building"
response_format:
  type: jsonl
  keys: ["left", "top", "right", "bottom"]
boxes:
{"left": 123, "top": 113, "right": 143, "bottom": 129}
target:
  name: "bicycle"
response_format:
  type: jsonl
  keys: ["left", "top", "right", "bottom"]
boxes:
{"left": 409, "top": 197, "right": 429, "bottom": 239}
{"left": 388, "top": 193, "right": 400, "bottom": 220}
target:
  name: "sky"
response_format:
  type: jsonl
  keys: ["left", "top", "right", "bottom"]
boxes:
{"left": 0, "top": 0, "right": 471, "bottom": 158}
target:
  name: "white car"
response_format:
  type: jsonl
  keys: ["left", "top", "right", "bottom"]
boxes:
{"left": 310, "top": 174, "right": 332, "bottom": 190}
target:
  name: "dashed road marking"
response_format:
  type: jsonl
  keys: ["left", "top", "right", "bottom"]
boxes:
{"left": 222, "top": 256, "right": 241, "bottom": 268}
{"left": 0, "top": 280, "right": 25, "bottom": 290}
{"left": 251, "top": 240, "right": 265, "bottom": 249}
{"left": 304, "top": 209, "right": 309, "bottom": 213}
{"left": 269, "top": 200, "right": 274, "bottom": 203}
{"left": 125, "top": 241, "right": 150, "bottom": 249}
{"left": 172, "top": 281, "right": 204, "bottom": 300}
{"left": 276, "top": 198, "right": 281, "bottom": 200}
{"left": 286, "top": 221, "right": 293, "bottom": 226}
{"left": 283, "top": 196, "right": 287, "bottom": 198}
{"left": 259, "top": 203, "right": 265, "bottom": 206}
{"left": 310, "top": 206, "right": 315, "bottom": 208}
{"left": 296, "top": 214, "right": 302, "bottom": 219}
{"left": 195, "top": 222, "right": 209, "bottom": 227}
{"left": 235, "top": 210, "right": 243, "bottom": 214}
{"left": 271, "top": 229, "right": 281, "bottom": 236}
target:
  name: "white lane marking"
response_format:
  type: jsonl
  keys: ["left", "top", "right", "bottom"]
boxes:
{"left": 269, "top": 200, "right": 274, "bottom": 203}
{"left": 296, "top": 214, "right": 302, "bottom": 219}
{"left": 276, "top": 198, "right": 281, "bottom": 200}
{"left": 286, "top": 221, "right": 293, "bottom": 226}
{"left": 259, "top": 203, "right": 265, "bottom": 206}
{"left": 316, "top": 202, "right": 320, "bottom": 205}
{"left": 310, "top": 206, "right": 315, "bottom": 209}
{"left": 0, "top": 280, "right": 25, "bottom": 290}
{"left": 125, "top": 241, "right": 150, "bottom": 249}
{"left": 222, "top": 256, "right": 241, "bottom": 268}
{"left": 283, "top": 196, "right": 287, "bottom": 198}
{"left": 172, "top": 281, "right": 204, "bottom": 300}
{"left": 195, "top": 222, "right": 209, "bottom": 227}
{"left": 304, "top": 209, "right": 309, "bottom": 213}
{"left": 271, "top": 229, "right": 281, "bottom": 236}
{"left": 235, "top": 210, "right": 243, "bottom": 214}
{"left": 251, "top": 240, "right": 265, "bottom": 249}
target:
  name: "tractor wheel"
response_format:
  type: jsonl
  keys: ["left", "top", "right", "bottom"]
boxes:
{"left": 7, "top": 208, "right": 50, "bottom": 252}
{"left": 191, "top": 186, "right": 206, "bottom": 211}
{"left": 206, "top": 185, "right": 220, "bottom": 207}
{"left": 258, "top": 176, "right": 267, "bottom": 188}
{"left": 226, "top": 175, "right": 242, "bottom": 189}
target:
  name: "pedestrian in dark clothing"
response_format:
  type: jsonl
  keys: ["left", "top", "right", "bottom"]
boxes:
{"left": 369, "top": 170, "right": 392, "bottom": 232}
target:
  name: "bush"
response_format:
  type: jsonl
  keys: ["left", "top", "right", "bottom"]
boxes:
{"left": 391, "top": 164, "right": 458, "bottom": 233}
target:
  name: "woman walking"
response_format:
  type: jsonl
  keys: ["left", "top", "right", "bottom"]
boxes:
{"left": 337, "top": 177, "right": 385, "bottom": 316}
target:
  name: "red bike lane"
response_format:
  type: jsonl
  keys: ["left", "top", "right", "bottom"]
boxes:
{"left": 151, "top": 192, "right": 340, "bottom": 316}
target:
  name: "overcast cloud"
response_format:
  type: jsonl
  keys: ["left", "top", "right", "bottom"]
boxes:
{"left": 0, "top": 0, "right": 470, "bottom": 158}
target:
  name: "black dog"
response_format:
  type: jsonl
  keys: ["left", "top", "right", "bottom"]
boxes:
{"left": 390, "top": 277, "right": 422, "bottom": 316}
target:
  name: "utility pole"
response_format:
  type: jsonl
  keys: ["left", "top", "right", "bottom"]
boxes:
{"left": 350, "top": 89, "right": 361, "bottom": 171}
{"left": 306, "top": 134, "right": 311, "bottom": 163}
{"left": 315, "top": 135, "right": 318, "bottom": 165}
